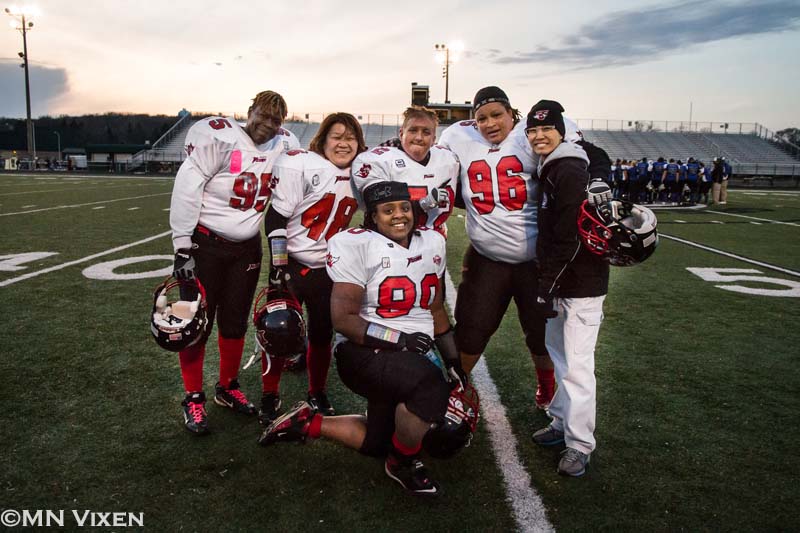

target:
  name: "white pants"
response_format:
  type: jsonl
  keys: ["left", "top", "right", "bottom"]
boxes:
{"left": 545, "top": 295, "right": 606, "bottom": 455}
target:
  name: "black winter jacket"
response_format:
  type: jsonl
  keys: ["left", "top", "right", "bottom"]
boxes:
{"left": 536, "top": 142, "right": 609, "bottom": 298}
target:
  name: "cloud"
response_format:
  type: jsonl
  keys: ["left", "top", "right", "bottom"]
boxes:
{"left": 0, "top": 61, "right": 69, "bottom": 117}
{"left": 491, "top": 0, "right": 800, "bottom": 69}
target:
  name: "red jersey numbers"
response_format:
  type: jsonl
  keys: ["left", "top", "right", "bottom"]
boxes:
{"left": 466, "top": 155, "right": 527, "bottom": 214}
{"left": 229, "top": 172, "right": 271, "bottom": 212}
{"left": 301, "top": 194, "right": 358, "bottom": 241}
{"left": 208, "top": 118, "right": 232, "bottom": 130}
{"left": 377, "top": 273, "right": 439, "bottom": 318}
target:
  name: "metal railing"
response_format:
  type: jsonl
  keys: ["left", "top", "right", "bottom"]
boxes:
{"left": 576, "top": 119, "right": 765, "bottom": 136}
{"left": 125, "top": 112, "right": 195, "bottom": 172}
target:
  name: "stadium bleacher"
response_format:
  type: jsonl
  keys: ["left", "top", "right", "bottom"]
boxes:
{"left": 128, "top": 113, "right": 799, "bottom": 179}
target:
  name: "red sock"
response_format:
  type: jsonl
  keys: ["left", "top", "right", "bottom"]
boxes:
{"left": 535, "top": 366, "right": 555, "bottom": 394}
{"left": 307, "top": 341, "right": 332, "bottom": 394}
{"left": 261, "top": 353, "right": 285, "bottom": 394}
{"left": 179, "top": 343, "right": 206, "bottom": 393}
{"left": 391, "top": 433, "right": 421, "bottom": 457}
{"left": 218, "top": 336, "right": 245, "bottom": 388}
{"left": 308, "top": 413, "right": 323, "bottom": 439}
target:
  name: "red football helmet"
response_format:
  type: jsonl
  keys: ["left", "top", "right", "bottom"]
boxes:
{"left": 150, "top": 276, "right": 207, "bottom": 352}
{"left": 423, "top": 383, "right": 480, "bottom": 459}
{"left": 578, "top": 199, "right": 658, "bottom": 266}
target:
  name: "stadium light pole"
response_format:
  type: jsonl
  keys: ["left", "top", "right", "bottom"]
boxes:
{"left": 434, "top": 41, "right": 464, "bottom": 104}
{"left": 5, "top": 5, "right": 37, "bottom": 158}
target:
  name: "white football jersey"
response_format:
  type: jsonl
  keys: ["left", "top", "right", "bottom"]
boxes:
{"left": 326, "top": 227, "right": 447, "bottom": 341}
{"left": 351, "top": 145, "right": 459, "bottom": 232}
{"left": 270, "top": 150, "right": 358, "bottom": 269}
{"left": 169, "top": 116, "right": 299, "bottom": 251}
{"left": 438, "top": 120, "right": 538, "bottom": 263}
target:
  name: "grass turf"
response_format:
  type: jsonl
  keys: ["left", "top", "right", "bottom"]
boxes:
{"left": 1, "top": 174, "right": 798, "bottom": 531}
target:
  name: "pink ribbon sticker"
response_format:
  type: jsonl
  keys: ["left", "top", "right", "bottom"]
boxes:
{"left": 230, "top": 150, "right": 242, "bottom": 174}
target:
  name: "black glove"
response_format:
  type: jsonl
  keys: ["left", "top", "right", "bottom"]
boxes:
{"left": 399, "top": 332, "right": 435, "bottom": 354}
{"left": 435, "top": 327, "right": 468, "bottom": 389}
{"left": 173, "top": 249, "right": 196, "bottom": 281}
{"left": 269, "top": 268, "right": 290, "bottom": 288}
{"left": 534, "top": 295, "right": 558, "bottom": 320}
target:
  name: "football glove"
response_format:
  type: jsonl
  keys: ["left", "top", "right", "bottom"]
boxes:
{"left": 419, "top": 179, "right": 451, "bottom": 212}
{"left": 269, "top": 268, "right": 290, "bottom": 289}
{"left": 173, "top": 249, "right": 196, "bottom": 281}
{"left": 400, "top": 331, "right": 435, "bottom": 354}
{"left": 534, "top": 296, "right": 558, "bottom": 320}
{"left": 435, "top": 327, "right": 468, "bottom": 389}
{"left": 587, "top": 179, "right": 612, "bottom": 207}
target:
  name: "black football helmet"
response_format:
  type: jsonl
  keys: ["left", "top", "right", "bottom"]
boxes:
{"left": 423, "top": 383, "right": 480, "bottom": 459}
{"left": 150, "top": 276, "right": 207, "bottom": 352}
{"left": 252, "top": 286, "right": 307, "bottom": 359}
{"left": 578, "top": 199, "right": 658, "bottom": 266}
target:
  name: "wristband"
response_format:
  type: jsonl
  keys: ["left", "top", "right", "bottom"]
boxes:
{"left": 270, "top": 237, "right": 288, "bottom": 267}
{"left": 364, "top": 322, "right": 403, "bottom": 350}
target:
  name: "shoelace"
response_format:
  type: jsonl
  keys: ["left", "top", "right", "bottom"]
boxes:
{"left": 562, "top": 449, "right": 584, "bottom": 463}
{"left": 188, "top": 402, "right": 206, "bottom": 423}
{"left": 227, "top": 388, "right": 249, "bottom": 405}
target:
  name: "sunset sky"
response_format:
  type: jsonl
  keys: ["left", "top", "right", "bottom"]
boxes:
{"left": 1, "top": 0, "right": 799, "bottom": 131}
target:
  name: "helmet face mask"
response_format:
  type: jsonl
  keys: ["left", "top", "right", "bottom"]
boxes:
{"left": 252, "top": 286, "right": 307, "bottom": 359}
{"left": 150, "top": 276, "right": 208, "bottom": 352}
{"left": 423, "top": 383, "right": 480, "bottom": 459}
{"left": 578, "top": 199, "right": 658, "bottom": 266}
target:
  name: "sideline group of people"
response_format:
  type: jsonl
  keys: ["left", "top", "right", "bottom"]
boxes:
{"left": 158, "top": 87, "right": 618, "bottom": 495}
{"left": 608, "top": 156, "right": 732, "bottom": 205}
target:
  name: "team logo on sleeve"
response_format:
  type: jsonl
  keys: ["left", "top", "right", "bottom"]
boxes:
{"left": 356, "top": 163, "right": 372, "bottom": 178}
{"left": 326, "top": 253, "right": 340, "bottom": 267}
{"left": 433, "top": 255, "right": 442, "bottom": 266}
{"left": 185, "top": 143, "right": 195, "bottom": 156}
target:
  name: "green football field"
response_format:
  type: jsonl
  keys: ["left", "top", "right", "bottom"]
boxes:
{"left": 1, "top": 173, "right": 798, "bottom": 532}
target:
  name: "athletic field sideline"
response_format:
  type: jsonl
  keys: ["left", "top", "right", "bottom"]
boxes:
{"left": 1, "top": 173, "right": 798, "bottom": 531}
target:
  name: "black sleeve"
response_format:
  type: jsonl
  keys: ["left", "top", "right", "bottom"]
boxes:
{"left": 578, "top": 140, "right": 612, "bottom": 182}
{"left": 263, "top": 205, "right": 289, "bottom": 264}
{"left": 538, "top": 161, "right": 590, "bottom": 297}
{"left": 454, "top": 174, "right": 465, "bottom": 209}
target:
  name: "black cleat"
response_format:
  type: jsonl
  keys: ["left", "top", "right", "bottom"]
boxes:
{"left": 258, "top": 401, "right": 316, "bottom": 446}
{"left": 258, "top": 393, "right": 282, "bottom": 426}
{"left": 214, "top": 378, "right": 256, "bottom": 415}
{"left": 384, "top": 454, "right": 441, "bottom": 497}
{"left": 182, "top": 391, "right": 209, "bottom": 435}
{"left": 307, "top": 391, "right": 335, "bottom": 416}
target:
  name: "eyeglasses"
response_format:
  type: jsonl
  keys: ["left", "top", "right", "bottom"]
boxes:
{"left": 525, "top": 125, "right": 556, "bottom": 136}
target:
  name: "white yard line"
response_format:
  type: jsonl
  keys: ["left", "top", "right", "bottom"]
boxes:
{"left": 0, "top": 192, "right": 170, "bottom": 216}
{"left": 0, "top": 183, "right": 168, "bottom": 197}
{"left": 0, "top": 231, "right": 172, "bottom": 287}
{"left": 660, "top": 234, "right": 800, "bottom": 277}
{"left": 704, "top": 210, "right": 800, "bottom": 227}
{"left": 445, "top": 270, "right": 554, "bottom": 533}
